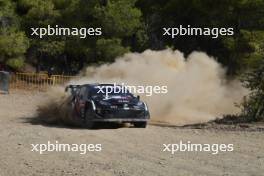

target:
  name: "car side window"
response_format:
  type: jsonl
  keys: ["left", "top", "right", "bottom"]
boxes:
{"left": 80, "top": 87, "right": 86, "bottom": 98}
{"left": 86, "top": 87, "right": 91, "bottom": 98}
{"left": 75, "top": 88, "right": 80, "bottom": 96}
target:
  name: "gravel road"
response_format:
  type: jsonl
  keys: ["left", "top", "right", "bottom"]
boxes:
{"left": 0, "top": 91, "right": 263, "bottom": 176}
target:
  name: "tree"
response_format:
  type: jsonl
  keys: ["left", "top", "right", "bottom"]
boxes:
{"left": 14, "top": 0, "right": 146, "bottom": 72}
{"left": 16, "top": 0, "right": 64, "bottom": 72}
{"left": 240, "top": 60, "right": 264, "bottom": 121}
{"left": 0, "top": 0, "right": 29, "bottom": 69}
{"left": 96, "top": 38, "right": 129, "bottom": 62}
{"left": 137, "top": 0, "right": 264, "bottom": 75}
{"left": 93, "top": 0, "right": 144, "bottom": 61}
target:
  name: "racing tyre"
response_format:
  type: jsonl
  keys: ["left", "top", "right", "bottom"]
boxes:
{"left": 134, "top": 122, "right": 147, "bottom": 128}
{"left": 85, "top": 107, "right": 95, "bottom": 129}
{"left": 85, "top": 120, "right": 94, "bottom": 129}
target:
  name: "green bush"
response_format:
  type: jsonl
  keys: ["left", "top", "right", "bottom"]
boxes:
{"left": 96, "top": 38, "right": 129, "bottom": 62}
{"left": 240, "top": 60, "right": 264, "bottom": 121}
{"left": 6, "top": 57, "right": 25, "bottom": 69}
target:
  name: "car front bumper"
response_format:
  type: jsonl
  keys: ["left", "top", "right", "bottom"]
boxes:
{"left": 89, "top": 118, "right": 148, "bottom": 122}
{"left": 89, "top": 108, "right": 150, "bottom": 122}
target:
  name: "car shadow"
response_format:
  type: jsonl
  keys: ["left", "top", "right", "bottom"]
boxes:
{"left": 20, "top": 116, "right": 133, "bottom": 130}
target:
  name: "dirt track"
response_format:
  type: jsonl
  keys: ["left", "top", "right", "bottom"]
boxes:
{"left": 0, "top": 91, "right": 263, "bottom": 176}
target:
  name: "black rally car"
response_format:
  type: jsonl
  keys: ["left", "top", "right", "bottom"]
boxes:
{"left": 65, "top": 84, "right": 150, "bottom": 128}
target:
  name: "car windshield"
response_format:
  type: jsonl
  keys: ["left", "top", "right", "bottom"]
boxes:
{"left": 90, "top": 86, "right": 133, "bottom": 98}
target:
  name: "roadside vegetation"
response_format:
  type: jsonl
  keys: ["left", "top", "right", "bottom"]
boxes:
{"left": 240, "top": 60, "right": 264, "bottom": 122}
{"left": 0, "top": 0, "right": 263, "bottom": 75}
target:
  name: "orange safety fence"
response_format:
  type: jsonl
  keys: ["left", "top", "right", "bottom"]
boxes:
{"left": 9, "top": 72, "right": 79, "bottom": 91}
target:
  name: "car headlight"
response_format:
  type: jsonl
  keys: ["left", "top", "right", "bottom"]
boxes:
{"left": 134, "top": 101, "right": 147, "bottom": 110}
{"left": 137, "top": 101, "right": 144, "bottom": 106}
{"left": 99, "top": 100, "right": 111, "bottom": 106}
{"left": 143, "top": 102, "right": 148, "bottom": 111}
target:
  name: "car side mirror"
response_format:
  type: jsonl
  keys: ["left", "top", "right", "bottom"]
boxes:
{"left": 137, "top": 95, "right": 140, "bottom": 100}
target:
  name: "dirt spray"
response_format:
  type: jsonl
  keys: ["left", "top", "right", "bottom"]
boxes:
{"left": 38, "top": 49, "right": 247, "bottom": 125}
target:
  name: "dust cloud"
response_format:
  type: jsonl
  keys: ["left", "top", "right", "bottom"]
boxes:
{"left": 68, "top": 49, "right": 247, "bottom": 125}
{"left": 38, "top": 49, "right": 247, "bottom": 126}
{"left": 37, "top": 86, "right": 76, "bottom": 125}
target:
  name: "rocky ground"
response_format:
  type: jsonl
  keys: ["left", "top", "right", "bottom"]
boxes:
{"left": 0, "top": 91, "right": 263, "bottom": 176}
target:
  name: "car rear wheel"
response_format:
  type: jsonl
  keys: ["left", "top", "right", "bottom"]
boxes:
{"left": 85, "top": 120, "right": 94, "bottom": 129}
{"left": 85, "top": 107, "right": 95, "bottom": 129}
{"left": 134, "top": 122, "right": 147, "bottom": 128}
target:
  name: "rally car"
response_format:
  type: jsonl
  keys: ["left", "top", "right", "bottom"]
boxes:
{"left": 65, "top": 84, "right": 150, "bottom": 128}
